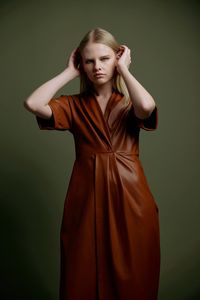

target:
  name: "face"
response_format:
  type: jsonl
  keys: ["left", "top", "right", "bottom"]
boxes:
{"left": 81, "top": 42, "right": 117, "bottom": 86}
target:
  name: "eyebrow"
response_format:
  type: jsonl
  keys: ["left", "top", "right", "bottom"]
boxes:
{"left": 85, "top": 55, "right": 110, "bottom": 60}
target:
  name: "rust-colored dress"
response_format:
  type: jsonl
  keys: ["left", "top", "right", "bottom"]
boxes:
{"left": 36, "top": 89, "right": 160, "bottom": 300}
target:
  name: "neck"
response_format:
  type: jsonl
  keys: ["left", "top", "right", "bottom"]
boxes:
{"left": 92, "top": 81, "right": 114, "bottom": 98}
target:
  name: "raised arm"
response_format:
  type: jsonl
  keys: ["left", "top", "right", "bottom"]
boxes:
{"left": 116, "top": 45, "right": 156, "bottom": 119}
{"left": 24, "top": 48, "right": 80, "bottom": 119}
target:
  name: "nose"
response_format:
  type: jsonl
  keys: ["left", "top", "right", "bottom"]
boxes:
{"left": 94, "top": 60, "right": 101, "bottom": 71}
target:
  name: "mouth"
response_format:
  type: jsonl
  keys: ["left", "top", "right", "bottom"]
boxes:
{"left": 94, "top": 74, "right": 105, "bottom": 78}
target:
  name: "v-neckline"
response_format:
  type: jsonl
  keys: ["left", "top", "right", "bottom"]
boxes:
{"left": 89, "top": 89, "right": 117, "bottom": 143}
{"left": 92, "top": 89, "right": 116, "bottom": 121}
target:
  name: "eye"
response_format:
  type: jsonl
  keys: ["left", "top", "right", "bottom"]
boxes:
{"left": 85, "top": 59, "right": 93, "bottom": 64}
{"left": 101, "top": 57, "right": 109, "bottom": 61}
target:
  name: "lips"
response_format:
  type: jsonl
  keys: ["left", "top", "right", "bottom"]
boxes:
{"left": 94, "top": 73, "right": 105, "bottom": 77}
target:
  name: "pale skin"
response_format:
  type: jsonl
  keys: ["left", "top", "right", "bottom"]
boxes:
{"left": 24, "top": 42, "right": 156, "bottom": 119}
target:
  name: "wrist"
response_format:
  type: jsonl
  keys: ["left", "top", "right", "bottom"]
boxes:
{"left": 62, "top": 67, "right": 79, "bottom": 80}
{"left": 117, "top": 64, "right": 129, "bottom": 76}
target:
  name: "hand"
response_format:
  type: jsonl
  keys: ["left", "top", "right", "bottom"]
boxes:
{"left": 66, "top": 48, "right": 81, "bottom": 78}
{"left": 116, "top": 45, "right": 132, "bottom": 74}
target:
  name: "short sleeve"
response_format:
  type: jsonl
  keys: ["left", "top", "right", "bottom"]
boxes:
{"left": 130, "top": 104, "right": 158, "bottom": 131}
{"left": 36, "top": 95, "right": 73, "bottom": 132}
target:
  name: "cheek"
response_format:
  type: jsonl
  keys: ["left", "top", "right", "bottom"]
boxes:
{"left": 83, "top": 64, "right": 92, "bottom": 74}
{"left": 108, "top": 60, "right": 117, "bottom": 72}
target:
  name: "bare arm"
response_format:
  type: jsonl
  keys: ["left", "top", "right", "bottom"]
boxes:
{"left": 24, "top": 48, "right": 80, "bottom": 119}
{"left": 116, "top": 45, "right": 156, "bottom": 119}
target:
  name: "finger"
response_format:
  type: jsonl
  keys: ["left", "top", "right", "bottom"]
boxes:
{"left": 121, "top": 45, "right": 131, "bottom": 52}
{"left": 121, "top": 45, "right": 130, "bottom": 52}
{"left": 124, "top": 47, "right": 130, "bottom": 53}
{"left": 118, "top": 45, "right": 126, "bottom": 53}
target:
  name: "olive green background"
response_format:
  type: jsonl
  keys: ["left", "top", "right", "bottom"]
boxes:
{"left": 0, "top": 0, "right": 199, "bottom": 299}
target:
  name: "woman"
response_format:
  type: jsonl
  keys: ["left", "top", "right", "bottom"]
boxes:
{"left": 24, "top": 27, "right": 160, "bottom": 300}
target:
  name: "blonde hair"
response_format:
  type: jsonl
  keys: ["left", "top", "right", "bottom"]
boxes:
{"left": 77, "top": 27, "right": 130, "bottom": 106}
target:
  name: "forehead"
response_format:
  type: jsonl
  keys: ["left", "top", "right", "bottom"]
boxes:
{"left": 82, "top": 42, "right": 115, "bottom": 58}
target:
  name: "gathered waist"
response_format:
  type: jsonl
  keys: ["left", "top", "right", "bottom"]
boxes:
{"left": 75, "top": 148, "right": 139, "bottom": 159}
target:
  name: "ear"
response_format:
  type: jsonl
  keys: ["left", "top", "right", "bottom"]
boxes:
{"left": 116, "top": 49, "right": 120, "bottom": 60}
{"left": 116, "top": 46, "right": 124, "bottom": 59}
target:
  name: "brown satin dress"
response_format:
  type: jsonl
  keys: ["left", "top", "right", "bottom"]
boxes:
{"left": 36, "top": 89, "right": 160, "bottom": 300}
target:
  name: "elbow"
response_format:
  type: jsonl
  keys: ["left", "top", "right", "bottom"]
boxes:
{"left": 135, "top": 99, "right": 156, "bottom": 119}
{"left": 23, "top": 98, "right": 37, "bottom": 113}
{"left": 143, "top": 96, "right": 156, "bottom": 112}
{"left": 144, "top": 102, "right": 156, "bottom": 116}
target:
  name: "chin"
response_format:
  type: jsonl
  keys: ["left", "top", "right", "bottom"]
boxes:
{"left": 95, "top": 76, "right": 113, "bottom": 83}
